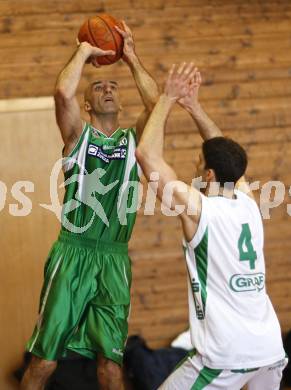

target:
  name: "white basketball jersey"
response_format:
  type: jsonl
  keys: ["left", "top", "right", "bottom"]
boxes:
{"left": 183, "top": 190, "right": 285, "bottom": 369}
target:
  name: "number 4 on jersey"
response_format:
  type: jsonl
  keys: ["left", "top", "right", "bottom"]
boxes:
{"left": 238, "top": 223, "right": 257, "bottom": 270}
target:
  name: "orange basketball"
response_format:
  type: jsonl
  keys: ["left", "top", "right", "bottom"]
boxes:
{"left": 78, "top": 14, "right": 124, "bottom": 65}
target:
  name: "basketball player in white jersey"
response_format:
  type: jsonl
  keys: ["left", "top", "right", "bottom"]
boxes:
{"left": 136, "top": 63, "right": 287, "bottom": 389}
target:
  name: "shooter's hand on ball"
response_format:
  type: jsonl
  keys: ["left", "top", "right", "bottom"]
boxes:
{"left": 178, "top": 69, "right": 202, "bottom": 112}
{"left": 78, "top": 41, "right": 115, "bottom": 67}
{"left": 115, "top": 21, "right": 136, "bottom": 63}
{"left": 164, "top": 62, "right": 197, "bottom": 103}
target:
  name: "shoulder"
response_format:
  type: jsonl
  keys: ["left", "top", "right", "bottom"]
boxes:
{"left": 123, "top": 126, "right": 136, "bottom": 136}
{"left": 121, "top": 127, "right": 138, "bottom": 145}
{"left": 63, "top": 121, "right": 89, "bottom": 158}
{"left": 199, "top": 193, "right": 216, "bottom": 213}
{"left": 235, "top": 189, "right": 258, "bottom": 208}
{"left": 235, "top": 189, "right": 263, "bottom": 222}
{"left": 185, "top": 192, "right": 210, "bottom": 248}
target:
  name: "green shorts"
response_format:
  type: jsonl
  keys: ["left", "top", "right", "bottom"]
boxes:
{"left": 26, "top": 231, "right": 132, "bottom": 365}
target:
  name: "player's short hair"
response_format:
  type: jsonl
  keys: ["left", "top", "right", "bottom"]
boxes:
{"left": 202, "top": 137, "right": 247, "bottom": 186}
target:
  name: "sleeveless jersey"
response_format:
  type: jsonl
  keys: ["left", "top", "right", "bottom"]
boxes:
{"left": 61, "top": 123, "right": 140, "bottom": 242}
{"left": 183, "top": 190, "right": 285, "bottom": 369}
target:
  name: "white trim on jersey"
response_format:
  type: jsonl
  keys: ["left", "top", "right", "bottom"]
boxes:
{"left": 186, "top": 192, "right": 207, "bottom": 248}
{"left": 117, "top": 130, "right": 139, "bottom": 219}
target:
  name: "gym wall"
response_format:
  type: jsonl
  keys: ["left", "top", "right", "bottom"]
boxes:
{"left": 0, "top": 1, "right": 291, "bottom": 389}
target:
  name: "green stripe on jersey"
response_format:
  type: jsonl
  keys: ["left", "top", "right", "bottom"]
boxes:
{"left": 191, "top": 366, "right": 222, "bottom": 389}
{"left": 194, "top": 228, "right": 209, "bottom": 313}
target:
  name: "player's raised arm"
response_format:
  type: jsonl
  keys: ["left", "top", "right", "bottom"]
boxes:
{"left": 136, "top": 63, "right": 202, "bottom": 241}
{"left": 178, "top": 70, "right": 222, "bottom": 139}
{"left": 179, "top": 70, "right": 254, "bottom": 199}
{"left": 54, "top": 42, "right": 114, "bottom": 149}
{"left": 115, "top": 22, "right": 159, "bottom": 141}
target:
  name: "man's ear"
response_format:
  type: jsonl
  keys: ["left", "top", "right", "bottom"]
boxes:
{"left": 84, "top": 101, "right": 91, "bottom": 112}
{"left": 206, "top": 169, "right": 216, "bottom": 182}
{"left": 119, "top": 104, "right": 123, "bottom": 112}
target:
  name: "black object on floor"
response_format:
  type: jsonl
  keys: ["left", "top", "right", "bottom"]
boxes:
{"left": 124, "top": 335, "right": 188, "bottom": 390}
{"left": 46, "top": 355, "right": 98, "bottom": 390}
{"left": 283, "top": 330, "right": 291, "bottom": 386}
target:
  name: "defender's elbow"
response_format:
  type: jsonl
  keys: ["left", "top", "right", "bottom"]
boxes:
{"left": 136, "top": 147, "right": 162, "bottom": 174}
{"left": 135, "top": 146, "right": 153, "bottom": 167}
{"left": 135, "top": 147, "right": 146, "bottom": 164}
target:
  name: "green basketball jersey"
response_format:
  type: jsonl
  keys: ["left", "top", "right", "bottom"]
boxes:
{"left": 61, "top": 123, "right": 140, "bottom": 242}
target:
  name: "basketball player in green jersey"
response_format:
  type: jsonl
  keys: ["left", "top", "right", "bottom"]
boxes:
{"left": 136, "top": 64, "right": 286, "bottom": 389}
{"left": 21, "top": 22, "right": 159, "bottom": 390}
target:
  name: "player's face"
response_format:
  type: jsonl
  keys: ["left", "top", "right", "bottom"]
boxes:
{"left": 87, "top": 80, "right": 121, "bottom": 115}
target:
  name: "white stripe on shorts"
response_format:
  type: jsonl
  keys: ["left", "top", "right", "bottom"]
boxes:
{"left": 29, "top": 256, "right": 63, "bottom": 352}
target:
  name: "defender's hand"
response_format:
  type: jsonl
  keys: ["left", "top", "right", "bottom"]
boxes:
{"left": 115, "top": 21, "right": 136, "bottom": 63}
{"left": 178, "top": 70, "right": 202, "bottom": 112}
{"left": 164, "top": 63, "right": 197, "bottom": 102}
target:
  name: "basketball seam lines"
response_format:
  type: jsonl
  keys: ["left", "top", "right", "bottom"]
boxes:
{"left": 87, "top": 19, "right": 99, "bottom": 47}
{"left": 95, "top": 15, "right": 119, "bottom": 63}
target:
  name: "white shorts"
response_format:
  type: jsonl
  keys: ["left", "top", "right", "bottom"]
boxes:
{"left": 158, "top": 350, "right": 287, "bottom": 390}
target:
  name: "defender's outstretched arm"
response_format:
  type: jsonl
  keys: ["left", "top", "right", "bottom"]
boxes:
{"left": 179, "top": 71, "right": 222, "bottom": 139}
{"left": 136, "top": 63, "right": 202, "bottom": 241}
{"left": 179, "top": 71, "right": 254, "bottom": 198}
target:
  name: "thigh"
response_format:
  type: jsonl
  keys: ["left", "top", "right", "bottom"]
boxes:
{"left": 247, "top": 358, "right": 288, "bottom": 390}
{"left": 67, "top": 253, "right": 132, "bottom": 364}
{"left": 68, "top": 301, "right": 130, "bottom": 365}
{"left": 159, "top": 352, "right": 248, "bottom": 390}
{"left": 26, "top": 242, "right": 95, "bottom": 360}
{"left": 158, "top": 354, "right": 201, "bottom": 390}
{"left": 159, "top": 351, "right": 230, "bottom": 390}
{"left": 92, "top": 252, "right": 132, "bottom": 306}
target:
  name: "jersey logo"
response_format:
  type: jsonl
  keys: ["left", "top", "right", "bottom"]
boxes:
{"left": 102, "top": 144, "right": 117, "bottom": 151}
{"left": 88, "top": 144, "right": 127, "bottom": 163}
{"left": 229, "top": 272, "right": 265, "bottom": 293}
{"left": 112, "top": 348, "right": 124, "bottom": 357}
{"left": 119, "top": 137, "right": 127, "bottom": 146}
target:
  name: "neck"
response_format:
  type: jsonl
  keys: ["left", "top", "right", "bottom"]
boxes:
{"left": 90, "top": 113, "right": 120, "bottom": 137}
{"left": 205, "top": 182, "right": 235, "bottom": 199}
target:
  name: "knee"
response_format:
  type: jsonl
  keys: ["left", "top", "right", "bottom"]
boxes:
{"left": 97, "top": 357, "right": 122, "bottom": 384}
{"left": 28, "top": 355, "right": 57, "bottom": 379}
